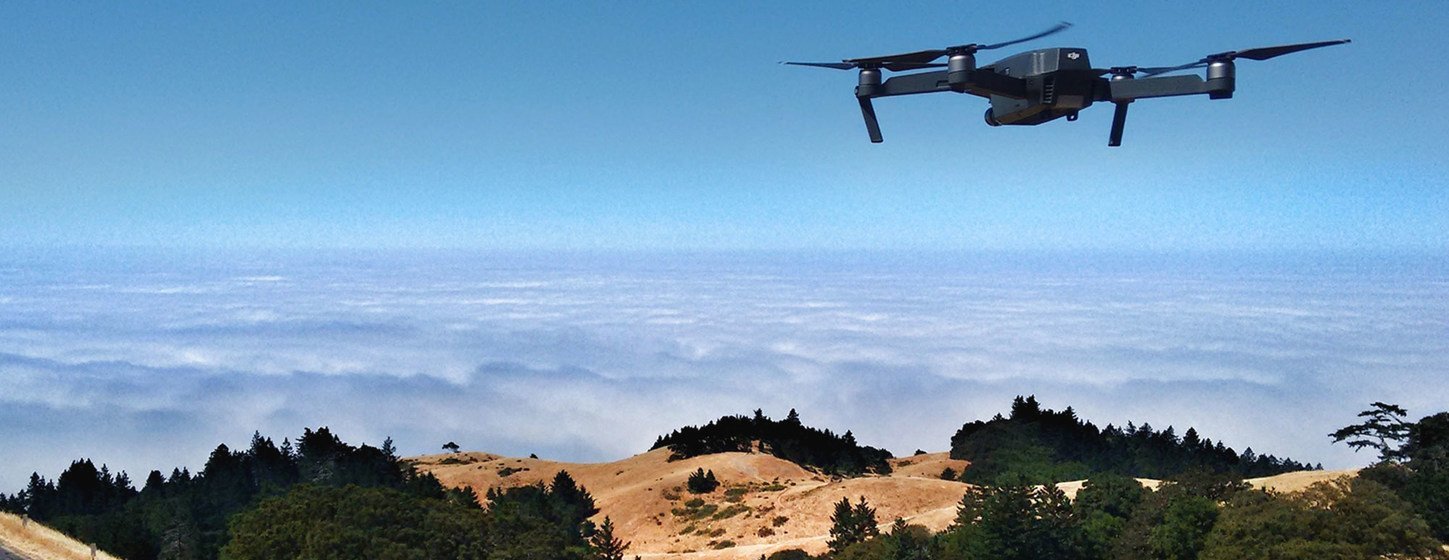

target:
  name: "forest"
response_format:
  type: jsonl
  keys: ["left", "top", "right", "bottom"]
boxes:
{"left": 0, "top": 428, "right": 622, "bottom": 560}
{"left": 950, "top": 396, "right": 1317, "bottom": 485}
{"left": 2, "top": 400, "right": 1445, "bottom": 559}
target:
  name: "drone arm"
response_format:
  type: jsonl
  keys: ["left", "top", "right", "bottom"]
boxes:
{"left": 874, "top": 70, "right": 951, "bottom": 97}
{"left": 872, "top": 69, "right": 1029, "bottom": 99}
{"left": 1107, "top": 74, "right": 1226, "bottom": 101}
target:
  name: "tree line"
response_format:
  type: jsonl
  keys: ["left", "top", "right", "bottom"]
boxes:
{"left": 950, "top": 396, "right": 1317, "bottom": 485}
{"left": 652, "top": 408, "right": 894, "bottom": 475}
{"left": 765, "top": 400, "right": 1449, "bottom": 560}
{"left": 0, "top": 428, "right": 628, "bottom": 560}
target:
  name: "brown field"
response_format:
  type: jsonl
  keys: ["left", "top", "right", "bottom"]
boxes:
{"left": 0, "top": 512, "right": 122, "bottom": 560}
{"left": 412, "top": 448, "right": 1353, "bottom": 559}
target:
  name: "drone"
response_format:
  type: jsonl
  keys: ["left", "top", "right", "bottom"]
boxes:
{"left": 783, "top": 23, "right": 1349, "bottom": 146}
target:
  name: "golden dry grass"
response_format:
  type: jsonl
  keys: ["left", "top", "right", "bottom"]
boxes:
{"left": 0, "top": 512, "right": 122, "bottom": 560}
{"left": 413, "top": 448, "right": 975, "bottom": 559}
{"left": 413, "top": 448, "right": 1362, "bottom": 560}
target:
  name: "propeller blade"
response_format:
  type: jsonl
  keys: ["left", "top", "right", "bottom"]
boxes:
{"left": 882, "top": 62, "right": 948, "bottom": 72}
{"left": 1136, "top": 38, "right": 1349, "bottom": 77}
{"left": 781, "top": 61, "right": 857, "bottom": 70}
{"left": 1138, "top": 62, "right": 1207, "bottom": 77}
{"left": 978, "top": 21, "right": 1074, "bottom": 50}
{"left": 846, "top": 48, "right": 948, "bottom": 67}
{"left": 1231, "top": 39, "right": 1352, "bottom": 61}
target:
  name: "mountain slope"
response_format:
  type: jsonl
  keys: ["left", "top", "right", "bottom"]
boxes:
{"left": 0, "top": 512, "right": 122, "bottom": 560}
{"left": 413, "top": 449, "right": 1355, "bottom": 559}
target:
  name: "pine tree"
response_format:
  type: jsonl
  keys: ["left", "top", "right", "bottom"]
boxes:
{"left": 589, "top": 516, "right": 630, "bottom": 560}
{"left": 827, "top": 496, "right": 879, "bottom": 554}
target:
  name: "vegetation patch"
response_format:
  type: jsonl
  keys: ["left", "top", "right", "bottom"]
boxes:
{"left": 653, "top": 409, "right": 893, "bottom": 475}
{"left": 711, "top": 504, "right": 750, "bottom": 520}
{"left": 951, "top": 395, "right": 1316, "bottom": 485}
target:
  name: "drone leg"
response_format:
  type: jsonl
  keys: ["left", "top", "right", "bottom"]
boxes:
{"left": 1108, "top": 102, "right": 1130, "bottom": 147}
{"left": 857, "top": 97, "right": 883, "bottom": 143}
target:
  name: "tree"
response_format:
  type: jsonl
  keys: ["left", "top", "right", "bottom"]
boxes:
{"left": 1330, "top": 402, "right": 1412, "bottom": 463}
{"left": 941, "top": 483, "right": 1085, "bottom": 560}
{"left": 1200, "top": 478, "right": 1446, "bottom": 560}
{"left": 827, "top": 496, "right": 879, "bottom": 554}
{"left": 1335, "top": 404, "right": 1449, "bottom": 541}
{"left": 1149, "top": 495, "right": 1217, "bottom": 560}
{"left": 686, "top": 468, "right": 718, "bottom": 494}
{"left": 588, "top": 517, "right": 629, "bottom": 560}
{"left": 1075, "top": 472, "right": 1147, "bottom": 559}
{"left": 219, "top": 484, "right": 490, "bottom": 560}
{"left": 442, "top": 441, "right": 461, "bottom": 454}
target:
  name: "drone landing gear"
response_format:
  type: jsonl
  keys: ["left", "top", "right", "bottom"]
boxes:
{"left": 1108, "top": 102, "right": 1130, "bottom": 147}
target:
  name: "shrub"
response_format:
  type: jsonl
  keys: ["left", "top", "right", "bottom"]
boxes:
{"left": 687, "top": 468, "right": 720, "bottom": 494}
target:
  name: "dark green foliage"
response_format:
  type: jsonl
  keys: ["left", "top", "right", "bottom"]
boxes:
{"left": 1074, "top": 472, "right": 1147, "bottom": 559}
{"left": 14, "top": 428, "right": 446, "bottom": 560}
{"left": 939, "top": 467, "right": 956, "bottom": 481}
{"left": 218, "top": 485, "right": 489, "bottom": 560}
{"left": 764, "top": 549, "right": 814, "bottom": 560}
{"left": 588, "top": 516, "right": 629, "bottom": 560}
{"left": 1329, "top": 401, "right": 1411, "bottom": 462}
{"left": 1342, "top": 404, "right": 1449, "bottom": 542}
{"left": 951, "top": 396, "right": 1310, "bottom": 484}
{"left": 652, "top": 409, "right": 893, "bottom": 475}
{"left": 939, "top": 483, "right": 1085, "bottom": 560}
{"left": 442, "top": 441, "right": 461, "bottom": 453}
{"left": 1110, "top": 471, "right": 1247, "bottom": 560}
{"left": 483, "top": 469, "right": 599, "bottom": 559}
{"left": 687, "top": 468, "right": 719, "bottom": 494}
{"left": 1200, "top": 478, "right": 1447, "bottom": 560}
{"left": 827, "top": 496, "right": 880, "bottom": 555}
{"left": 0, "top": 491, "right": 25, "bottom": 513}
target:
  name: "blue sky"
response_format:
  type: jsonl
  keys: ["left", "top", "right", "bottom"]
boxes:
{"left": 2, "top": 1, "right": 1445, "bottom": 251}
{"left": 1, "top": 3, "right": 1448, "bottom": 491}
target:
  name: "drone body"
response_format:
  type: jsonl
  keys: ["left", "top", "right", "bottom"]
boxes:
{"left": 784, "top": 24, "right": 1349, "bottom": 146}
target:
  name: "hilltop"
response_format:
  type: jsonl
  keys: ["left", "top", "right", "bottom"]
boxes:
{"left": 410, "top": 448, "right": 1352, "bottom": 559}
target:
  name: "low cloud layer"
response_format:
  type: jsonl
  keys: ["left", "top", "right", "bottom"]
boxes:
{"left": 1, "top": 250, "right": 1445, "bottom": 490}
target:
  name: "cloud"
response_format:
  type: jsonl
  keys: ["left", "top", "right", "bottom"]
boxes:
{"left": 0, "top": 250, "right": 1445, "bottom": 490}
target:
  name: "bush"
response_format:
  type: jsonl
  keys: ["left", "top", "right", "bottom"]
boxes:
{"left": 687, "top": 468, "right": 719, "bottom": 494}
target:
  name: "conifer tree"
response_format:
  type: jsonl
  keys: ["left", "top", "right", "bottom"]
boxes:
{"left": 589, "top": 516, "right": 629, "bottom": 560}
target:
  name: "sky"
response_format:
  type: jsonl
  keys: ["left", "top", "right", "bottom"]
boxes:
{"left": 1, "top": 1, "right": 1446, "bottom": 251}
{"left": 1, "top": 3, "right": 1448, "bottom": 491}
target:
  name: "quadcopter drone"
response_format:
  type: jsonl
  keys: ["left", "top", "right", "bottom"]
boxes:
{"left": 783, "top": 23, "right": 1349, "bottom": 146}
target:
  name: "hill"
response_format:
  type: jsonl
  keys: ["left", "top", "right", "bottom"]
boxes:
{"left": 410, "top": 449, "right": 1349, "bottom": 559}
{"left": 413, "top": 449, "right": 967, "bottom": 558}
{"left": 0, "top": 512, "right": 122, "bottom": 560}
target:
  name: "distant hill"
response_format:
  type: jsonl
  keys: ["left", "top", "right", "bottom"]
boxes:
{"left": 651, "top": 409, "right": 894, "bottom": 476}
{"left": 950, "top": 396, "right": 1317, "bottom": 484}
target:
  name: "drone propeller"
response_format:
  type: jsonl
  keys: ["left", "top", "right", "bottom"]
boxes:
{"left": 781, "top": 22, "right": 1073, "bottom": 72}
{"left": 779, "top": 60, "right": 946, "bottom": 72}
{"left": 843, "top": 22, "right": 1073, "bottom": 68}
{"left": 1137, "top": 39, "right": 1351, "bottom": 76}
